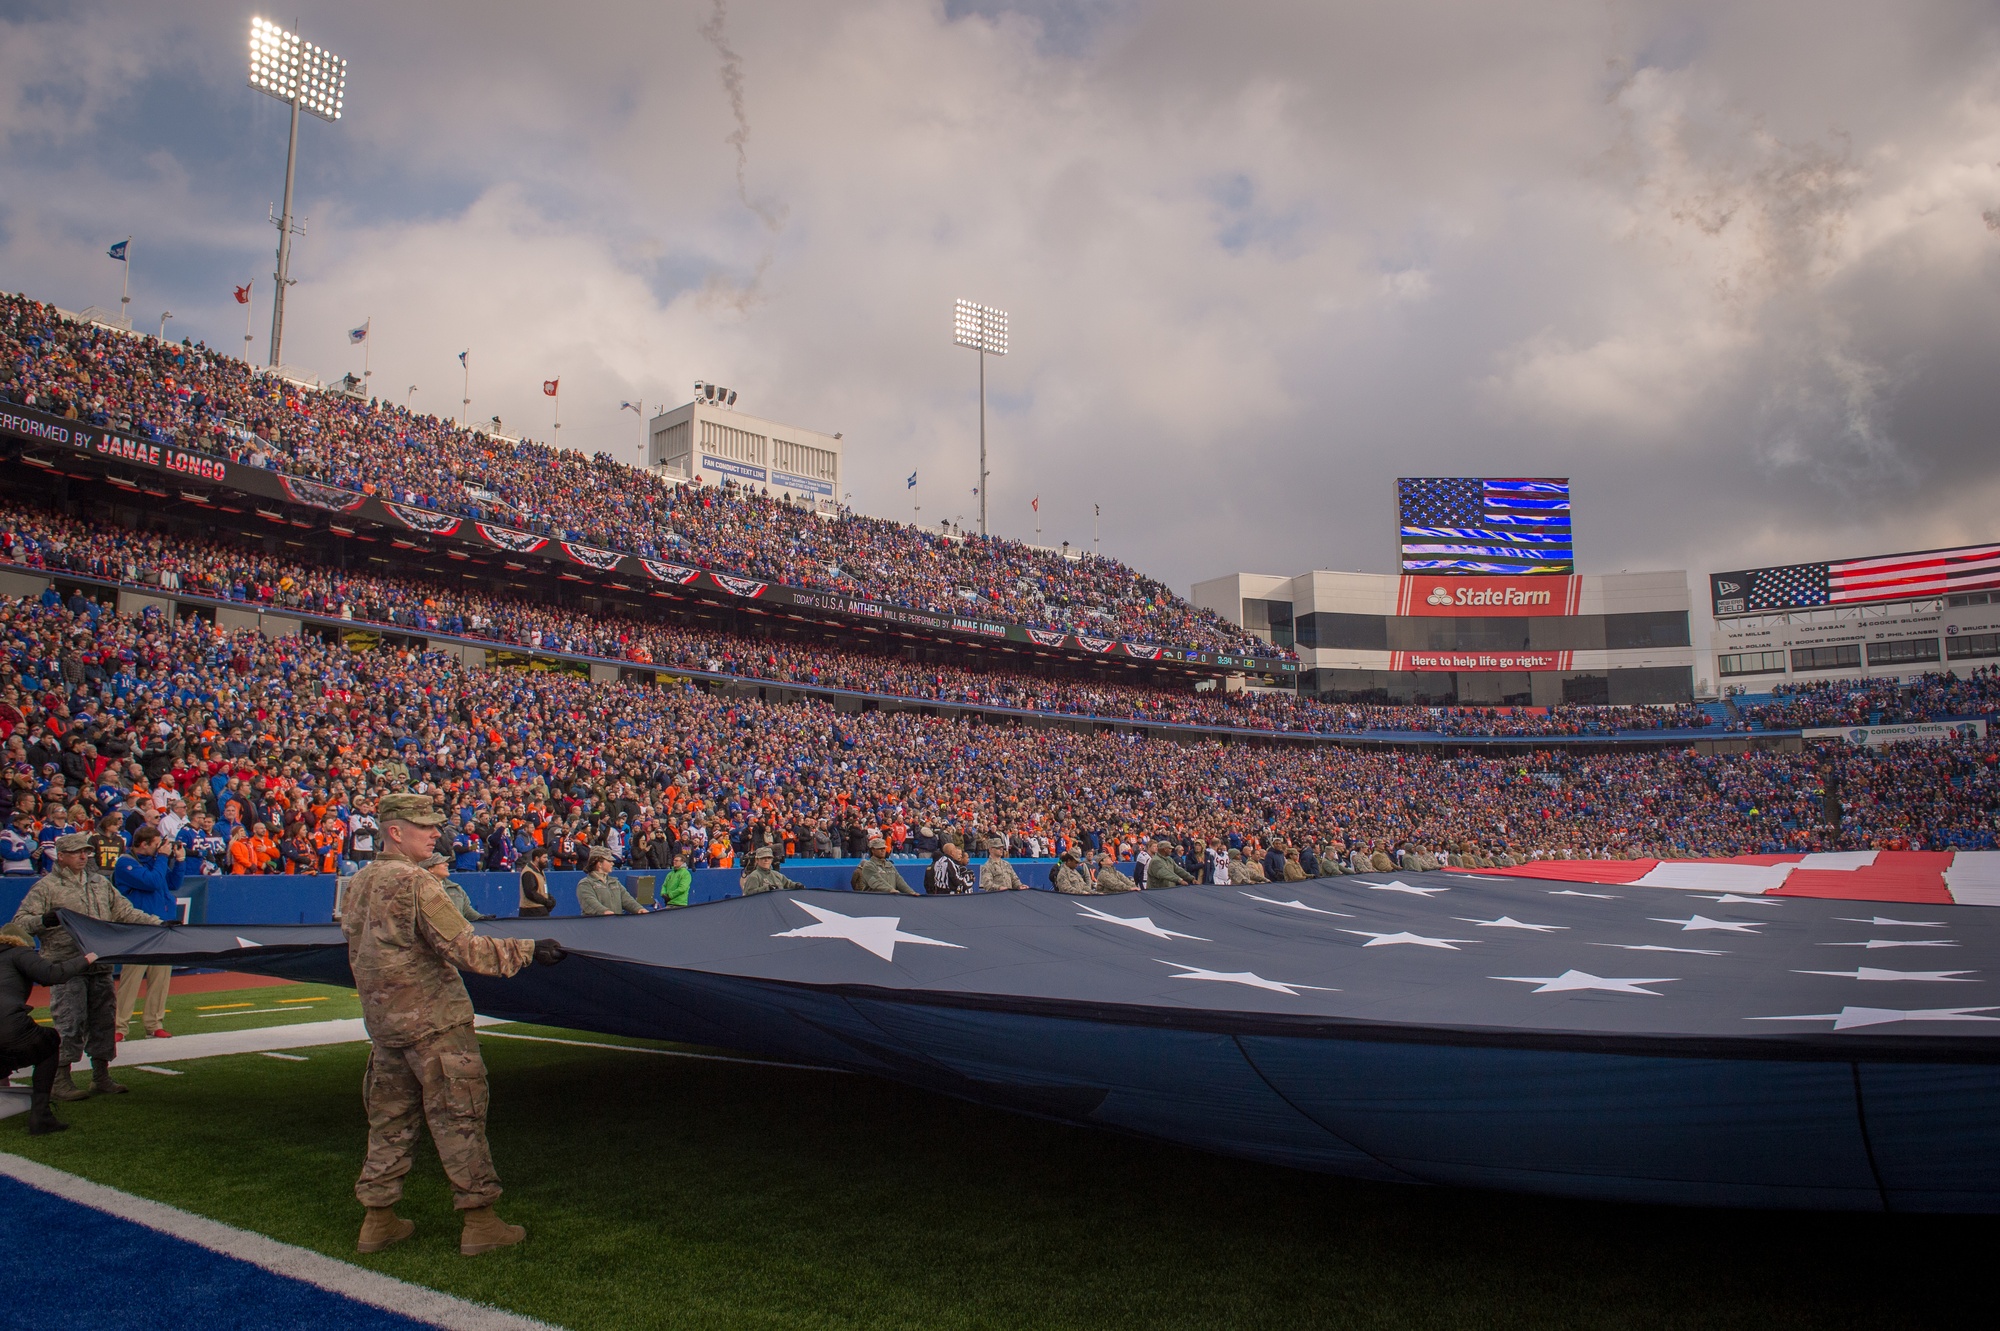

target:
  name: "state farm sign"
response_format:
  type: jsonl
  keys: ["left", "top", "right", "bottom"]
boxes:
{"left": 1397, "top": 575, "right": 1581, "bottom": 617}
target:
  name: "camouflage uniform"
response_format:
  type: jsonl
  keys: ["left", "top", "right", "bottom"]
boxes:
{"left": 1092, "top": 862, "right": 1137, "bottom": 893}
{"left": 576, "top": 868, "right": 645, "bottom": 914}
{"left": 740, "top": 864, "right": 805, "bottom": 895}
{"left": 9, "top": 860, "right": 160, "bottom": 1065}
{"left": 978, "top": 846, "right": 1024, "bottom": 892}
{"left": 851, "top": 855, "right": 914, "bottom": 895}
{"left": 343, "top": 832, "right": 536, "bottom": 1212}
{"left": 1052, "top": 859, "right": 1093, "bottom": 894}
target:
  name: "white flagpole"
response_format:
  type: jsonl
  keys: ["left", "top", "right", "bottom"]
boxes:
{"left": 120, "top": 236, "right": 131, "bottom": 329}
{"left": 362, "top": 317, "right": 372, "bottom": 399}
{"left": 243, "top": 284, "right": 255, "bottom": 358}
{"left": 553, "top": 382, "right": 561, "bottom": 436}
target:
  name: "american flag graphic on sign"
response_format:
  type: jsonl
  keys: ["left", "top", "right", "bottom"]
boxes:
{"left": 1398, "top": 477, "right": 1573, "bottom": 574}
{"left": 1714, "top": 542, "right": 2000, "bottom": 617}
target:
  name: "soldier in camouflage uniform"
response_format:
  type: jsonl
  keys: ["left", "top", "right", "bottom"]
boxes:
{"left": 740, "top": 844, "right": 805, "bottom": 895}
{"left": 8, "top": 831, "right": 160, "bottom": 1100}
{"left": 575, "top": 847, "right": 645, "bottom": 915}
{"left": 423, "top": 854, "right": 491, "bottom": 922}
{"left": 1051, "top": 849, "right": 1092, "bottom": 895}
{"left": 1092, "top": 850, "right": 1138, "bottom": 894}
{"left": 344, "top": 792, "right": 566, "bottom": 1257}
{"left": 850, "top": 836, "right": 914, "bottom": 895}
{"left": 977, "top": 838, "right": 1025, "bottom": 892}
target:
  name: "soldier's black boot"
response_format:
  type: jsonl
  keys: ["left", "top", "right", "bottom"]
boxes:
{"left": 90, "top": 1060, "right": 128, "bottom": 1095}
{"left": 25, "top": 1056, "right": 67, "bottom": 1135}
{"left": 48, "top": 1064, "right": 89, "bottom": 1102}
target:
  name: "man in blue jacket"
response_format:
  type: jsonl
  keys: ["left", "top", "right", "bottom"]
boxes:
{"left": 113, "top": 825, "right": 184, "bottom": 1040}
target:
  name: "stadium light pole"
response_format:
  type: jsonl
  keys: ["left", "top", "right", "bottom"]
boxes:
{"left": 953, "top": 299, "right": 1007, "bottom": 537}
{"left": 248, "top": 16, "right": 346, "bottom": 369}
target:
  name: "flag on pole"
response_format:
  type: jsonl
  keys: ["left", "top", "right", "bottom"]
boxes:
{"left": 107, "top": 240, "right": 128, "bottom": 262}
{"left": 1031, "top": 496, "right": 1039, "bottom": 512}
{"left": 458, "top": 351, "right": 469, "bottom": 367}
{"left": 233, "top": 284, "right": 251, "bottom": 305}
{"left": 906, "top": 470, "right": 917, "bottom": 489}
{"left": 620, "top": 400, "right": 644, "bottom": 415}
{"left": 543, "top": 379, "right": 560, "bottom": 397}
{"left": 348, "top": 323, "right": 369, "bottom": 344}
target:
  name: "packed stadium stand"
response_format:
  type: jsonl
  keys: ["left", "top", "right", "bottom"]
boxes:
{"left": 3, "top": 289, "right": 1998, "bottom": 877}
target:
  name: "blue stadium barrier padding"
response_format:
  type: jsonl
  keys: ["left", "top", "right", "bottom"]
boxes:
{"left": 0, "top": 859, "right": 1086, "bottom": 925}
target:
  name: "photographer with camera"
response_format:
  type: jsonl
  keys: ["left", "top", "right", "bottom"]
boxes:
{"left": 113, "top": 824, "right": 186, "bottom": 1040}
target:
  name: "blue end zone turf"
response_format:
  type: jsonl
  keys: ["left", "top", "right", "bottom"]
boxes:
{"left": 0, "top": 1175, "right": 439, "bottom": 1330}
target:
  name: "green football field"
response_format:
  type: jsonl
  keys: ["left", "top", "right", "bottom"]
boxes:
{"left": 8, "top": 1000, "right": 1993, "bottom": 1329}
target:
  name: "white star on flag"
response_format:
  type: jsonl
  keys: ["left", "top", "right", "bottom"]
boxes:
{"left": 1590, "top": 943, "right": 1726, "bottom": 955}
{"left": 1495, "top": 970, "right": 1679, "bottom": 995}
{"left": 1343, "top": 930, "right": 1475, "bottom": 949}
{"left": 1549, "top": 889, "right": 1618, "bottom": 899}
{"left": 771, "top": 901, "right": 964, "bottom": 961}
{"left": 1156, "top": 960, "right": 1336, "bottom": 996}
{"left": 234, "top": 936, "right": 262, "bottom": 949}
{"left": 1747, "top": 1006, "right": 2000, "bottom": 1031}
{"left": 1836, "top": 917, "right": 1946, "bottom": 928}
{"left": 1241, "top": 893, "right": 1352, "bottom": 917}
{"left": 1692, "top": 894, "right": 1783, "bottom": 906}
{"left": 1456, "top": 916, "right": 1566, "bottom": 932}
{"left": 1822, "top": 939, "right": 1959, "bottom": 949}
{"left": 1074, "top": 902, "right": 1209, "bottom": 941}
{"left": 1794, "top": 968, "right": 1977, "bottom": 983}
{"left": 1362, "top": 880, "right": 1450, "bottom": 897}
{"left": 1650, "top": 914, "right": 1764, "bottom": 933}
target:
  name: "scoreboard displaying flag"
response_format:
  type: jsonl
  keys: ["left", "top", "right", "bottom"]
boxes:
{"left": 1397, "top": 477, "right": 1574, "bottom": 574}
{"left": 1711, "top": 541, "right": 2000, "bottom": 617}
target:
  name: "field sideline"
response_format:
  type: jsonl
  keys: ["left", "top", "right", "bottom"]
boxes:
{"left": 2, "top": 989, "right": 1990, "bottom": 1330}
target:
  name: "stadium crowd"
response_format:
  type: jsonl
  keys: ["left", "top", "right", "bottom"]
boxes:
{"left": 0, "top": 292, "right": 1275, "bottom": 657}
{"left": 0, "top": 499, "right": 1741, "bottom": 738}
{"left": 1, "top": 593, "right": 1994, "bottom": 897}
{"left": 1735, "top": 672, "right": 2000, "bottom": 730}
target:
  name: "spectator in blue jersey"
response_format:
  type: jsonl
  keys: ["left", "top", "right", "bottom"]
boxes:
{"left": 1, "top": 811, "right": 37, "bottom": 875}
{"left": 112, "top": 825, "right": 184, "bottom": 1040}
{"left": 452, "top": 822, "right": 484, "bottom": 874}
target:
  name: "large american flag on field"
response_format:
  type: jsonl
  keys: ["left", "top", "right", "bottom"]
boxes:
{"left": 1398, "top": 477, "right": 1574, "bottom": 574}
{"left": 1718, "top": 543, "right": 2000, "bottom": 615}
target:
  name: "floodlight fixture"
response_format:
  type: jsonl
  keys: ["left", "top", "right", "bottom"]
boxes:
{"left": 247, "top": 16, "right": 348, "bottom": 369}
{"left": 953, "top": 299, "right": 1008, "bottom": 536}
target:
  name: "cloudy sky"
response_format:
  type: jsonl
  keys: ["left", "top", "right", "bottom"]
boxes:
{"left": 5, "top": 0, "right": 2000, "bottom": 603}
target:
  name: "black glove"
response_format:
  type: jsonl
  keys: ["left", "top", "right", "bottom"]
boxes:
{"left": 532, "top": 938, "right": 568, "bottom": 966}
{"left": 41, "top": 910, "right": 60, "bottom": 928}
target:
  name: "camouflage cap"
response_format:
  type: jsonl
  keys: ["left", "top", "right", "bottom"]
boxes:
{"left": 987, "top": 837, "right": 1008, "bottom": 853}
{"left": 377, "top": 792, "right": 444, "bottom": 827}
{"left": 421, "top": 852, "right": 449, "bottom": 868}
{"left": 53, "top": 831, "right": 93, "bottom": 854}
{"left": 751, "top": 845, "right": 774, "bottom": 861}
{"left": 867, "top": 835, "right": 887, "bottom": 851}
{"left": 586, "top": 845, "right": 615, "bottom": 865}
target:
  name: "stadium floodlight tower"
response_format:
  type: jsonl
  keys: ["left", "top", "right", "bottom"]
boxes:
{"left": 953, "top": 299, "right": 1007, "bottom": 537}
{"left": 247, "top": 16, "right": 346, "bottom": 369}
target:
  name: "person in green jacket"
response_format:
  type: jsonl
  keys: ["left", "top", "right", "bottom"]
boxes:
{"left": 577, "top": 847, "right": 646, "bottom": 916}
{"left": 1145, "top": 840, "right": 1194, "bottom": 889}
{"left": 658, "top": 853, "right": 692, "bottom": 909}
{"left": 424, "top": 854, "right": 491, "bottom": 921}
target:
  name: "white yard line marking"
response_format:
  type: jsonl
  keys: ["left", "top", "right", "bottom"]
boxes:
{"left": 477, "top": 1028, "right": 849, "bottom": 1073}
{"left": 131, "top": 1065, "right": 183, "bottom": 1076}
{"left": 0, "top": 1155, "right": 560, "bottom": 1331}
{"left": 260, "top": 1052, "right": 309, "bottom": 1062}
